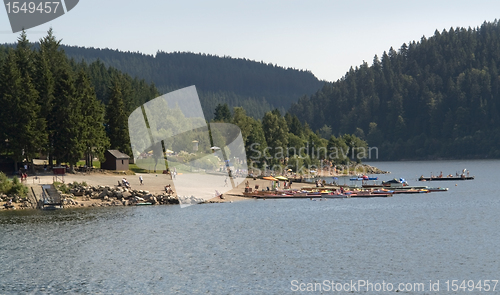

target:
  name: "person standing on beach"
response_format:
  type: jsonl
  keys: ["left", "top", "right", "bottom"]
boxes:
{"left": 139, "top": 175, "right": 143, "bottom": 185}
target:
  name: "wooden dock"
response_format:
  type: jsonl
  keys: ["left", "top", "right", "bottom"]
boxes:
{"left": 40, "top": 184, "right": 63, "bottom": 210}
{"left": 419, "top": 176, "right": 474, "bottom": 181}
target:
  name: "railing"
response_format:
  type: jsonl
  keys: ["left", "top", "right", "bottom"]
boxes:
{"left": 53, "top": 175, "right": 64, "bottom": 183}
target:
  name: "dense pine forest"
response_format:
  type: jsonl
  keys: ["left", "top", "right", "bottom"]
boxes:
{"left": 289, "top": 20, "right": 500, "bottom": 160}
{"left": 0, "top": 30, "right": 366, "bottom": 174}
{"left": 3, "top": 19, "right": 500, "bottom": 167}
{"left": 61, "top": 46, "right": 324, "bottom": 119}
{"left": 0, "top": 30, "right": 159, "bottom": 172}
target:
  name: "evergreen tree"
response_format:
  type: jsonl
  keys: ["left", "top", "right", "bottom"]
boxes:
{"left": 288, "top": 114, "right": 303, "bottom": 137}
{"left": 51, "top": 67, "right": 85, "bottom": 171}
{"left": 327, "top": 135, "right": 349, "bottom": 165}
{"left": 214, "top": 103, "right": 231, "bottom": 122}
{"left": 0, "top": 49, "right": 45, "bottom": 173}
{"left": 37, "top": 28, "right": 69, "bottom": 167}
{"left": 75, "top": 70, "right": 109, "bottom": 167}
{"left": 231, "top": 107, "right": 252, "bottom": 143}
{"left": 290, "top": 20, "right": 500, "bottom": 159}
{"left": 106, "top": 80, "right": 132, "bottom": 156}
{"left": 262, "top": 110, "right": 289, "bottom": 165}
{"left": 245, "top": 119, "right": 267, "bottom": 167}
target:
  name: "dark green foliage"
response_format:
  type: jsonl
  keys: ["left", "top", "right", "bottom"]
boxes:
{"left": 53, "top": 181, "right": 70, "bottom": 194}
{"left": 51, "top": 66, "right": 86, "bottom": 170}
{"left": 106, "top": 80, "right": 132, "bottom": 157}
{"left": 84, "top": 60, "right": 159, "bottom": 111}
{"left": 0, "top": 42, "right": 46, "bottom": 172}
{"left": 231, "top": 107, "right": 268, "bottom": 166}
{"left": 75, "top": 70, "right": 110, "bottom": 167}
{"left": 0, "top": 30, "right": 158, "bottom": 169}
{"left": 0, "top": 173, "right": 27, "bottom": 197}
{"left": 213, "top": 103, "right": 231, "bottom": 122}
{"left": 327, "top": 136, "right": 349, "bottom": 165}
{"left": 262, "top": 110, "right": 289, "bottom": 165}
{"left": 60, "top": 46, "right": 324, "bottom": 120}
{"left": 290, "top": 20, "right": 500, "bottom": 159}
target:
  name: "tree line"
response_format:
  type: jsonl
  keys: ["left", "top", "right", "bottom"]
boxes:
{"left": 0, "top": 30, "right": 158, "bottom": 173}
{"left": 214, "top": 103, "right": 369, "bottom": 173}
{"left": 290, "top": 20, "right": 500, "bottom": 160}
{"left": 0, "top": 30, "right": 368, "bottom": 175}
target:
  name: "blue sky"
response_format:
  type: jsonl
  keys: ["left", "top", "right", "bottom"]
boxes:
{"left": 1, "top": 0, "right": 500, "bottom": 82}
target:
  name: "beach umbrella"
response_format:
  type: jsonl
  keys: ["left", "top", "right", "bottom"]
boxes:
{"left": 275, "top": 176, "right": 288, "bottom": 181}
{"left": 287, "top": 169, "right": 293, "bottom": 172}
{"left": 263, "top": 176, "right": 278, "bottom": 181}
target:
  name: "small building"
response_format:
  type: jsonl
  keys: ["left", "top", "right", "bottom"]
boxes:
{"left": 101, "top": 150, "right": 130, "bottom": 171}
{"left": 53, "top": 166, "right": 66, "bottom": 175}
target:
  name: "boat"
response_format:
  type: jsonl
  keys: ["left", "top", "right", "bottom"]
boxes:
{"left": 294, "top": 191, "right": 350, "bottom": 198}
{"left": 243, "top": 188, "right": 349, "bottom": 199}
{"left": 135, "top": 202, "right": 153, "bottom": 206}
{"left": 382, "top": 178, "right": 408, "bottom": 187}
{"left": 426, "top": 187, "right": 449, "bottom": 192}
{"left": 350, "top": 176, "right": 379, "bottom": 181}
{"left": 391, "top": 189, "right": 429, "bottom": 194}
{"left": 419, "top": 176, "right": 474, "bottom": 181}
{"left": 419, "top": 169, "right": 474, "bottom": 181}
{"left": 42, "top": 204, "right": 63, "bottom": 210}
{"left": 348, "top": 191, "right": 393, "bottom": 198}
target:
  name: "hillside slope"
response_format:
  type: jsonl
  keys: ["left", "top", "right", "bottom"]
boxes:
{"left": 289, "top": 20, "right": 500, "bottom": 159}
{"left": 62, "top": 46, "right": 324, "bottom": 119}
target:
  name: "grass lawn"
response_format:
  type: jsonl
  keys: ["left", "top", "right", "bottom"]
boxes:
{"left": 129, "top": 163, "right": 150, "bottom": 174}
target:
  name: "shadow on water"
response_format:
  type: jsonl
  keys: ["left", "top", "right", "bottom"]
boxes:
{"left": 0, "top": 206, "right": 137, "bottom": 225}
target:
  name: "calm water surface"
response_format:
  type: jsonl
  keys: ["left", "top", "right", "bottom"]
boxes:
{"left": 1, "top": 160, "right": 499, "bottom": 294}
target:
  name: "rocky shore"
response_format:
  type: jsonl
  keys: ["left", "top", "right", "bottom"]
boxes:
{"left": 60, "top": 183, "right": 180, "bottom": 208}
{"left": 0, "top": 194, "right": 33, "bottom": 209}
{"left": 358, "top": 164, "right": 390, "bottom": 174}
{"left": 0, "top": 162, "right": 391, "bottom": 211}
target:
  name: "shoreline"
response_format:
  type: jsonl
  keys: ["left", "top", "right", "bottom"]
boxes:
{"left": 0, "top": 164, "right": 390, "bottom": 211}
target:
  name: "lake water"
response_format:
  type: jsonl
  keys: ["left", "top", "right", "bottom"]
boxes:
{"left": 1, "top": 160, "right": 499, "bottom": 294}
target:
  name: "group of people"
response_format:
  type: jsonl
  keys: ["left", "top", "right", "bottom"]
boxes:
{"left": 18, "top": 169, "right": 28, "bottom": 181}
{"left": 121, "top": 178, "right": 131, "bottom": 188}
{"left": 20, "top": 172, "right": 28, "bottom": 181}
{"left": 122, "top": 176, "right": 147, "bottom": 187}
{"left": 315, "top": 179, "right": 326, "bottom": 187}
{"left": 164, "top": 168, "right": 177, "bottom": 180}
{"left": 164, "top": 184, "right": 174, "bottom": 194}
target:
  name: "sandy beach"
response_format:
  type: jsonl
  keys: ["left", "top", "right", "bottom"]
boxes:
{"left": 0, "top": 170, "right": 339, "bottom": 210}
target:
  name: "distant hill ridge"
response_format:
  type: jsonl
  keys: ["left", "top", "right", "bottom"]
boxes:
{"left": 61, "top": 45, "right": 325, "bottom": 119}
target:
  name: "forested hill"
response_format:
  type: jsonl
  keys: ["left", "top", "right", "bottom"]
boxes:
{"left": 289, "top": 20, "right": 500, "bottom": 160}
{"left": 61, "top": 46, "right": 324, "bottom": 119}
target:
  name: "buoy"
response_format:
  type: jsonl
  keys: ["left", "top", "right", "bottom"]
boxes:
{"left": 455, "top": 184, "right": 458, "bottom": 186}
